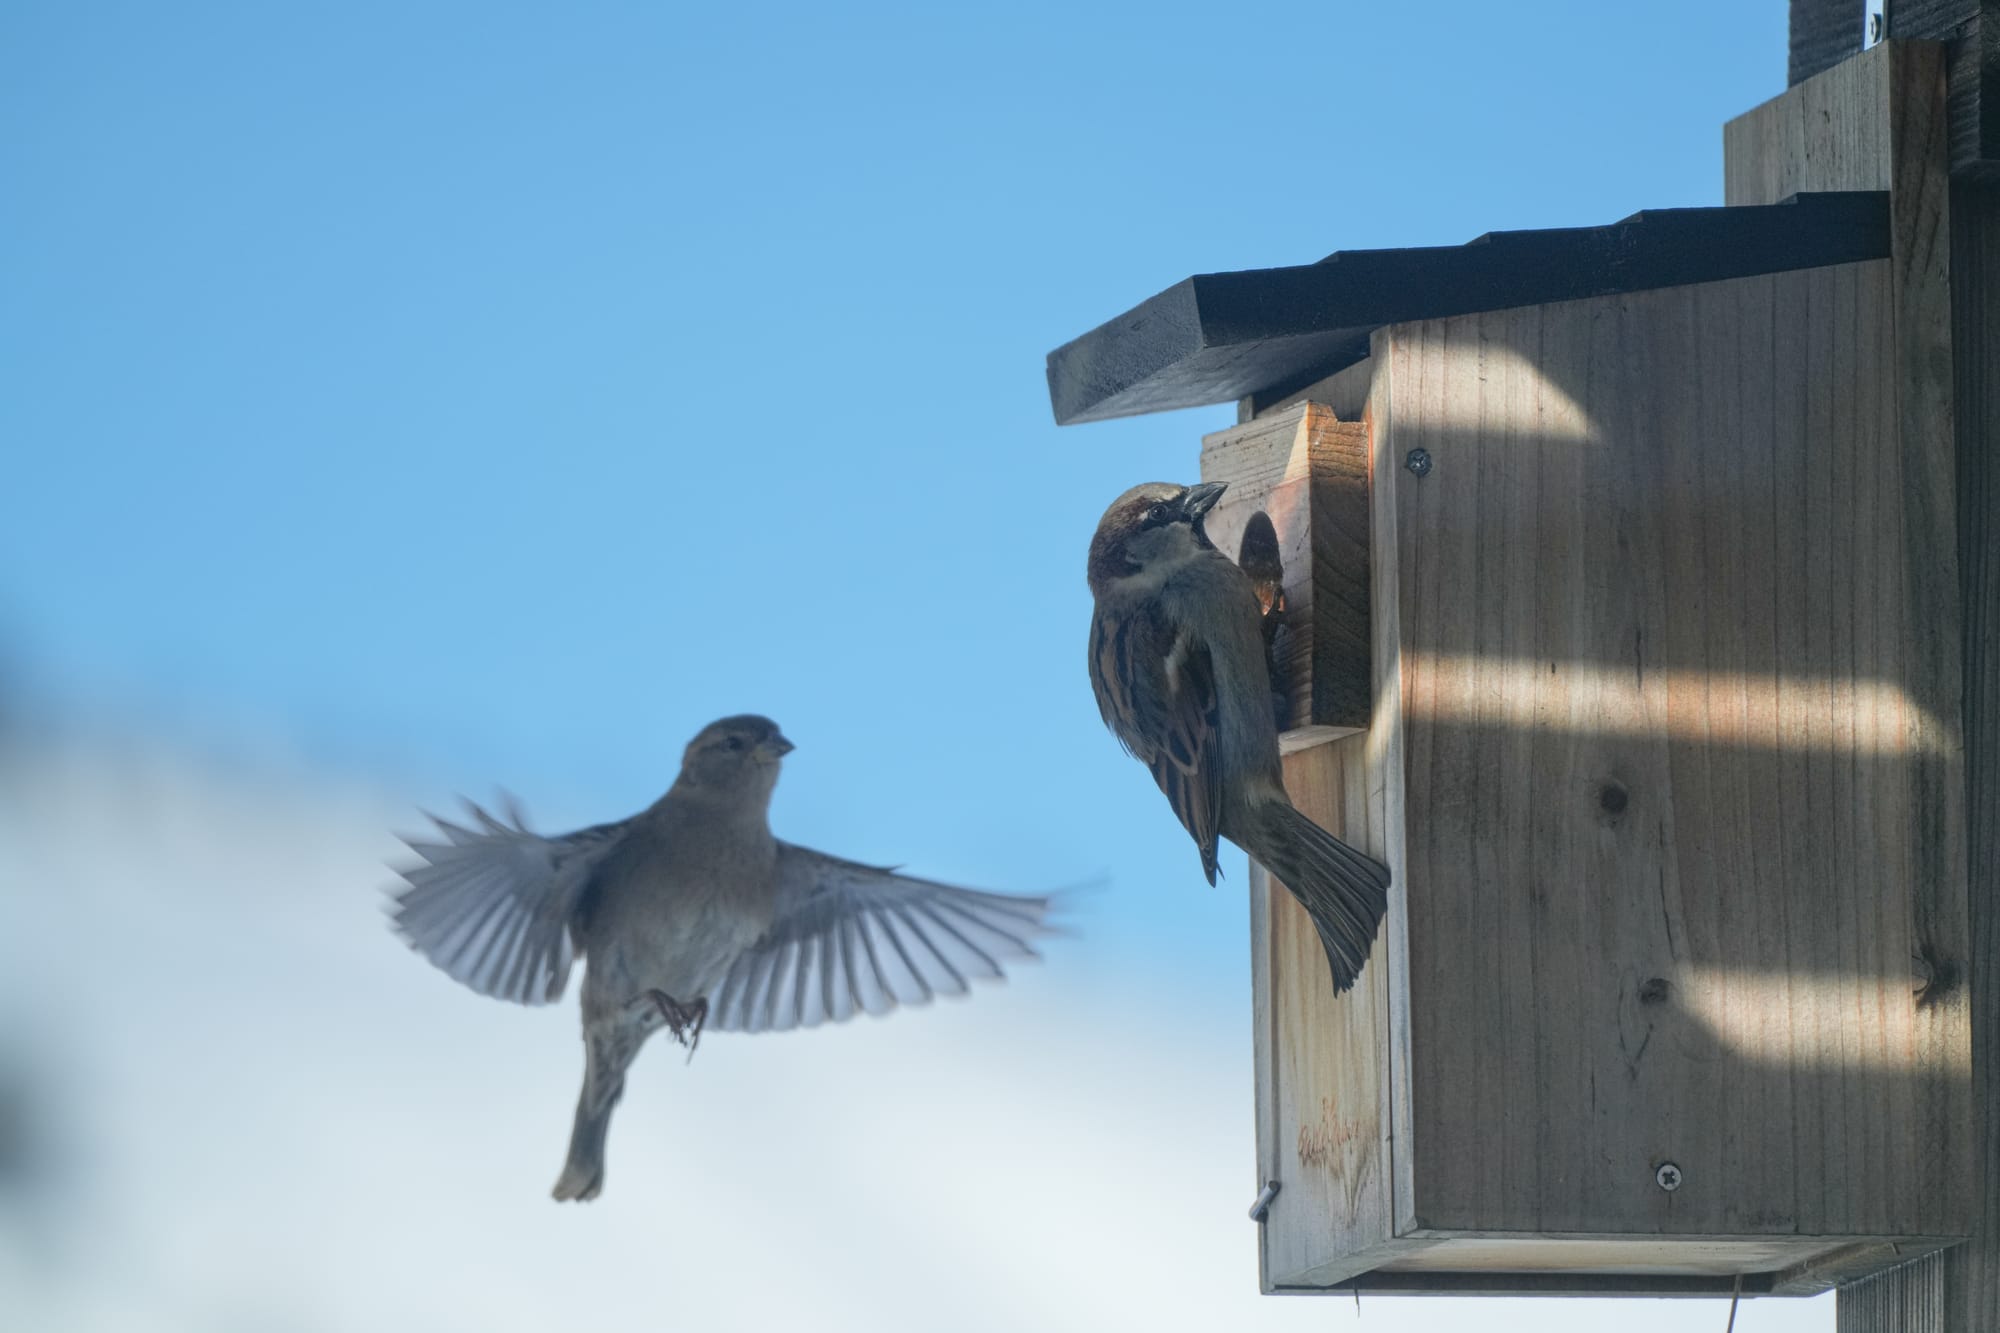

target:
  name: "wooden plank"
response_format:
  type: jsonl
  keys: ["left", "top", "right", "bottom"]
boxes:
{"left": 1249, "top": 356, "right": 1374, "bottom": 424}
{"left": 1728, "top": 34, "right": 1994, "bottom": 1329}
{"left": 1792, "top": 0, "right": 1866, "bottom": 86}
{"left": 1199, "top": 404, "right": 1372, "bottom": 738}
{"left": 1882, "top": 42, "right": 1970, "bottom": 1255}
{"left": 1277, "top": 1236, "right": 1959, "bottom": 1297}
{"left": 1732, "top": 49, "right": 1969, "bottom": 1278}
{"left": 1374, "top": 264, "right": 1972, "bottom": 1248}
{"left": 1835, "top": 176, "right": 2000, "bottom": 1333}
{"left": 1253, "top": 736, "right": 1397, "bottom": 1288}
{"left": 1889, "top": 0, "right": 2000, "bottom": 176}
{"left": 1307, "top": 1270, "right": 1774, "bottom": 1296}
{"left": 1248, "top": 383, "right": 1407, "bottom": 1288}
{"left": 1836, "top": 1251, "right": 1951, "bottom": 1328}
{"left": 1365, "top": 323, "right": 1418, "bottom": 1246}
{"left": 1247, "top": 796, "right": 1277, "bottom": 1279}
{"left": 1726, "top": 41, "right": 1896, "bottom": 206}
{"left": 1046, "top": 195, "right": 1892, "bottom": 425}
{"left": 1892, "top": 0, "right": 1980, "bottom": 33}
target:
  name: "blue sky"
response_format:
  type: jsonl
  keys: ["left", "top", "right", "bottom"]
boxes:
{"left": 1, "top": 3, "right": 1834, "bottom": 1328}
{"left": 0, "top": 0, "right": 1788, "bottom": 976}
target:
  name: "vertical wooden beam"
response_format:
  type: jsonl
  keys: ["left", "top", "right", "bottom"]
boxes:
{"left": 1888, "top": 1, "right": 2000, "bottom": 176}
{"left": 1836, "top": 176, "right": 2000, "bottom": 1333}
{"left": 1729, "top": 39, "right": 1992, "bottom": 1326}
{"left": 1793, "top": 0, "right": 1867, "bottom": 85}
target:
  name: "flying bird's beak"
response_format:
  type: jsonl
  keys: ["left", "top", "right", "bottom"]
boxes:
{"left": 1180, "top": 481, "right": 1227, "bottom": 522}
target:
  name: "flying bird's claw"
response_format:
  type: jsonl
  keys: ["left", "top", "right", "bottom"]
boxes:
{"left": 643, "top": 991, "right": 709, "bottom": 1061}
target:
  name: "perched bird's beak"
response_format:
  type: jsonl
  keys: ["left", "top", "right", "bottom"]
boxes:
{"left": 1180, "top": 481, "right": 1227, "bottom": 521}
{"left": 760, "top": 733, "right": 796, "bottom": 760}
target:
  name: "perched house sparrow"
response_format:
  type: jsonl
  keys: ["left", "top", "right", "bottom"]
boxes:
{"left": 389, "top": 715, "right": 1054, "bottom": 1202}
{"left": 1086, "top": 483, "right": 1390, "bottom": 992}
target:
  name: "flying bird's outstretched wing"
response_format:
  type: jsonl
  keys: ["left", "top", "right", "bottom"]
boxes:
{"left": 390, "top": 799, "right": 629, "bottom": 1005}
{"left": 1088, "top": 602, "right": 1226, "bottom": 884}
{"left": 705, "top": 843, "right": 1055, "bottom": 1033}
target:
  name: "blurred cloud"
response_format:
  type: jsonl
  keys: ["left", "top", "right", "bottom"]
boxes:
{"left": 0, "top": 719, "right": 1833, "bottom": 1331}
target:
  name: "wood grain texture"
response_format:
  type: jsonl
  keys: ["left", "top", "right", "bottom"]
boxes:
{"left": 1238, "top": 35, "right": 1974, "bottom": 1298}
{"left": 1727, "top": 40, "right": 1897, "bottom": 207}
{"left": 1889, "top": 0, "right": 2000, "bottom": 176}
{"left": 1835, "top": 178, "right": 2000, "bottom": 1333}
{"left": 1251, "top": 737, "right": 1398, "bottom": 1289}
{"left": 1050, "top": 195, "right": 1891, "bottom": 424}
{"left": 1245, "top": 270, "right": 1971, "bottom": 1296}
{"left": 1249, "top": 357, "right": 1375, "bottom": 423}
{"left": 1791, "top": 0, "right": 1866, "bottom": 86}
{"left": 1727, "top": 35, "right": 1995, "bottom": 1329}
{"left": 1837, "top": 1250, "right": 1953, "bottom": 1330}
{"left": 1365, "top": 321, "right": 1417, "bottom": 1254}
{"left": 1380, "top": 266, "right": 1970, "bottom": 1258}
{"left": 1199, "top": 404, "right": 1372, "bottom": 739}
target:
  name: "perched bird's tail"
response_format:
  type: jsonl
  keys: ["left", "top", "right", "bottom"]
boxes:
{"left": 1247, "top": 801, "right": 1390, "bottom": 993}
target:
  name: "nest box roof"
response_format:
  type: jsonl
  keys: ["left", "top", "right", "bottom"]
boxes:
{"left": 1044, "top": 190, "right": 1890, "bottom": 426}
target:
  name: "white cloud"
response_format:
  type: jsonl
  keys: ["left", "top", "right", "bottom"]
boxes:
{"left": 0, "top": 729, "right": 1832, "bottom": 1330}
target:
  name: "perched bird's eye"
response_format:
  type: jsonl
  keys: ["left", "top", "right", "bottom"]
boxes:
{"left": 724, "top": 736, "right": 745, "bottom": 752}
{"left": 1147, "top": 503, "right": 1169, "bottom": 524}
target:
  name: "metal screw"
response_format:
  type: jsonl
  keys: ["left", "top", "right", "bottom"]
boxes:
{"left": 1405, "top": 448, "right": 1433, "bottom": 478}
{"left": 1655, "top": 1162, "right": 1683, "bottom": 1192}
{"left": 1248, "top": 1179, "right": 1282, "bottom": 1222}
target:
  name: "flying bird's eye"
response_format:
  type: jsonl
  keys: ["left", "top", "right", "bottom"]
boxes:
{"left": 724, "top": 736, "right": 746, "bottom": 752}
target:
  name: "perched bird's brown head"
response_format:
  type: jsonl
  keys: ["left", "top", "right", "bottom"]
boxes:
{"left": 1086, "top": 481, "right": 1227, "bottom": 594}
{"left": 676, "top": 714, "right": 795, "bottom": 799}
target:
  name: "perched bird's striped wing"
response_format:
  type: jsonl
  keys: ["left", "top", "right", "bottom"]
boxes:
{"left": 1088, "top": 602, "right": 1226, "bottom": 883}
{"left": 706, "top": 843, "right": 1055, "bottom": 1034}
{"left": 389, "top": 799, "right": 629, "bottom": 1006}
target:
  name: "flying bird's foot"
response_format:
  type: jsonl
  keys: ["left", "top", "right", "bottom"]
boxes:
{"left": 643, "top": 991, "right": 709, "bottom": 1060}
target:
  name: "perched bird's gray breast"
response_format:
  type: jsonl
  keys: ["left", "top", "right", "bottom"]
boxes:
{"left": 1160, "top": 551, "right": 1285, "bottom": 796}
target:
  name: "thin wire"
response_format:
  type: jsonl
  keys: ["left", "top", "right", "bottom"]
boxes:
{"left": 1724, "top": 1272, "right": 1743, "bottom": 1333}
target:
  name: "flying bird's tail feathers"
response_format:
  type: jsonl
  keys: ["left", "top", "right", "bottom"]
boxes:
{"left": 1249, "top": 801, "right": 1390, "bottom": 994}
{"left": 551, "top": 1014, "right": 648, "bottom": 1203}
{"left": 553, "top": 1100, "right": 615, "bottom": 1203}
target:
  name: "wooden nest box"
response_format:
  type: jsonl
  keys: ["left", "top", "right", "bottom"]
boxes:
{"left": 1047, "top": 40, "right": 1988, "bottom": 1299}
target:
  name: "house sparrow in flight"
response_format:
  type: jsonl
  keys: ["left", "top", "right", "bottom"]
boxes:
{"left": 389, "top": 714, "right": 1055, "bottom": 1202}
{"left": 1086, "top": 483, "right": 1389, "bottom": 992}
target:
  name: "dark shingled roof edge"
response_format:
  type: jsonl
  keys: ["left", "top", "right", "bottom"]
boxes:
{"left": 1045, "top": 191, "right": 1891, "bottom": 426}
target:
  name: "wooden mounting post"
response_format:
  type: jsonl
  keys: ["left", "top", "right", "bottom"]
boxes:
{"left": 1729, "top": 35, "right": 2000, "bottom": 1330}
{"left": 1789, "top": 0, "right": 1866, "bottom": 86}
{"left": 1835, "top": 174, "right": 2000, "bottom": 1333}
{"left": 1885, "top": 1, "right": 2000, "bottom": 178}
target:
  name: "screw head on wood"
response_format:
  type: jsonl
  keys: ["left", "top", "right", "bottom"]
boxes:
{"left": 1655, "top": 1162, "right": 1683, "bottom": 1192}
{"left": 1405, "top": 448, "right": 1433, "bottom": 478}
